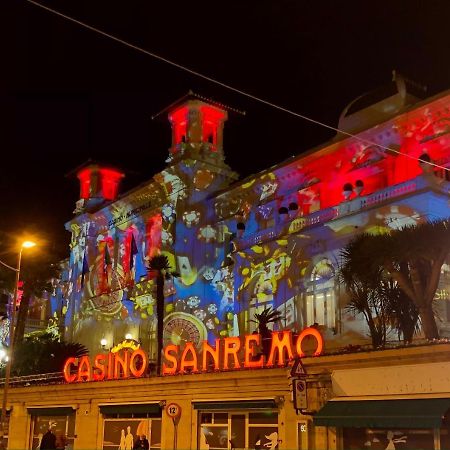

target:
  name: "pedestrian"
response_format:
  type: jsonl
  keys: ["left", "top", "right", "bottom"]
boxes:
{"left": 40, "top": 429, "right": 57, "bottom": 450}
{"left": 133, "top": 435, "right": 149, "bottom": 450}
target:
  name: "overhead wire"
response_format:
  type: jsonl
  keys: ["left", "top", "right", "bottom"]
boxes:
{"left": 25, "top": 0, "right": 450, "bottom": 174}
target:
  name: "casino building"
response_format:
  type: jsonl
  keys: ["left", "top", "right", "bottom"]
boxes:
{"left": 6, "top": 77, "right": 450, "bottom": 449}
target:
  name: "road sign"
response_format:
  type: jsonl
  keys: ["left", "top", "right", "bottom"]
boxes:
{"left": 166, "top": 402, "right": 182, "bottom": 418}
{"left": 290, "top": 358, "right": 307, "bottom": 378}
{"left": 293, "top": 378, "right": 308, "bottom": 410}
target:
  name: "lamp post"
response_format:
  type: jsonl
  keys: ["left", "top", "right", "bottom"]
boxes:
{"left": 0, "top": 240, "right": 36, "bottom": 448}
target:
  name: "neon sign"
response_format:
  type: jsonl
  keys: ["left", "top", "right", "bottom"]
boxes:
{"left": 63, "top": 328, "right": 323, "bottom": 383}
{"left": 63, "top": 348, "right": 147, "bottom": 383}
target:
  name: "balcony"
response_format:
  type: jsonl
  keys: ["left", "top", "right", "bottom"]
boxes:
{"left": 235, "top": 175, "right": 449, "bottom": 250}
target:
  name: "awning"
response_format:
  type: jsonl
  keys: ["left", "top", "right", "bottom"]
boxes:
{"left": 27, "top": 407, "right": 75, "bottom": 416}
{"left": 99, "top": 403, "right": 162, "bottom": 416}
{"left": 314, "top": 399, "right": 450, "bottom": 428}
{"left": 193, "top": 400, "right": 277, "bottom": 410}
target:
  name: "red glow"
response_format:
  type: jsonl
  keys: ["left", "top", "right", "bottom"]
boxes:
{"left": 100, "top": 168, "right": 123, "bottom": 201}
{"left": 77, "top": 168, "right": 91, "bottom": 199}
{"left": 63, "top": 329, "right": 324, "bottom": 383}
{"left": 64, "top": 349, "right": 148, "bottom": 383}
{"left": 201, "top": 106, "right": 226, "bottom": 145}
{"left": 146, "top": 215, "right": 162, "bottom": 260}
{"left": 99, "top": 238, "right": 114, "bottom": 294}
{"left": 169, "top": 107, "right": 188, "bottom": 146}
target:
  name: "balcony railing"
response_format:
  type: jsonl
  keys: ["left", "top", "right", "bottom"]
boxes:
{"left": 235, "top": 176, "right": 447, "bottom": 250}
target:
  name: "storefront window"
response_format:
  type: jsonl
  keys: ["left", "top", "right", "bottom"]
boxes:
{"left": 102, "top": 416, "right": 161, "bottom": 450}
{"left": 31, "top": 415, "right": 75, "bottom": 450}
{"left": 343, "top": 427, "right": 435, "bottom": 449}
{"left": 198, "top": 411, "right": 279, "bottom": 450}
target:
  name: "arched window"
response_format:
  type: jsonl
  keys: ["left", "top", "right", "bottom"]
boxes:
{"left": 305, "top": 258, "right": 336, "bottom": 329}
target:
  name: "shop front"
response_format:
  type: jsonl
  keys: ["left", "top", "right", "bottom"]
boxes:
{"left": 28, "top": 407, "right": 75, "bottom": 450}
{"left": 309, "top": 345, "right": 450, "bottom": 450}
{"left": 195, "top": 400, "right": 280, "bottom": 449}
{"left": 99, "top": 404, "right": 162, "bottom": 450}
{"left": 314, "top": 398, "right": 450, "bottom": 449}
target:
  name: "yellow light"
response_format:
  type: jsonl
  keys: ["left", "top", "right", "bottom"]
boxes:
{"left": 21, "top": 241, "right": 36, "bottom": 249}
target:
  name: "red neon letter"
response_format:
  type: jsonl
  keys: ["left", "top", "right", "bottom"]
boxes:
{"left": 202, "top": 340, "right": 220, "bottom": 371}
{"left": 244, "top": 334, "right": 264, "bottom": 368}
{"left": 114, "top": 350, "right": 129, "bottom": 379}
{"left": 223, "top": 337, "right": 241, "bottom": 370}
{"left": 130, "top": 348, "right": 147, "bottom": 378}
{"left": 77, "top": 356, "right": 92, "bottom": 382}
{"left": 63, "top": 357, "right": 77, "bottom": 383}
{"left": 107, "top": 352, "right": 114, "bottom": 380}
{"left": 180, "top": 343, "right": 199, "bottom": 374}
{"left": 93, "top": 354, "right": 107, "bottom": 381}
{"left": 267, "top": 331, "right": 294, "bottom": 367}
{"left": 162, "top": 345, "right": 179, "bottom": 375}
{"left": 296, "top": 327, "right": 323, "bottom": 357}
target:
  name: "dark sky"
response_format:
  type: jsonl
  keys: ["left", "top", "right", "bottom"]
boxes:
{"left": 1, "top": 0, "right": 450, "bottom": 258}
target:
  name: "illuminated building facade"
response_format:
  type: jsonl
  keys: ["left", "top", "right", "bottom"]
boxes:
{"left": 6, "top": 83, "right": 450, "bottom": 450}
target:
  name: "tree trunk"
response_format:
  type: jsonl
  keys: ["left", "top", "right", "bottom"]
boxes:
{"left": 419, "top": 305, "right": 439, "bottom": 340}
{"left": 260, "top": 326, "right": 271, "bottom": 359}
{"left": 367, "top": 314, "right": 383, "bottom": 348}
{"left": 14, "top": 295, "right": 31, "bottom": 345}
{"left": 156, "top": 273, "right": 165, "bottom": 374}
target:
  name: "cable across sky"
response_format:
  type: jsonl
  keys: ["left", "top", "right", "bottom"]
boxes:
{"left": 25, "top": 0, "right": 450, "bottom": 173}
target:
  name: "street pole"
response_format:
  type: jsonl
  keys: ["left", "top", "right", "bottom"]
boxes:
{"left": 0, "top": 248, "right": 22, "bottom": 448}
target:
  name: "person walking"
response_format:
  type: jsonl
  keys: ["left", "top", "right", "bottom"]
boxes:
{"left": 40, "top": 429, "right": 57, "bottom": 450}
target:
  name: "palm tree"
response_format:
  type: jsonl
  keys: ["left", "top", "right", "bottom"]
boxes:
{"left": 14, "top": 254, "right": 60, "bottom": 345}
{"left": 249, "top": 307, "right": 282, "bottom": 358}
{"left": 382, "top": 220, "right": 450, "bottom": 339}
{"left": 340, "top": 247, "right": 390, "bottom": 348}
{"left": 11, "top": 332, "right": 88, "bottom": 376}
{"left": 341, "top": 220, "right": 450, "bottom": 341}
{"left": 383, "top": 278, "right": 420, "bottom": 344}
{"left": 147, "top": 255, "right": 179, "bottom": 374}
{"left": 0, "top": 252, "right": 60, "bottom": 346}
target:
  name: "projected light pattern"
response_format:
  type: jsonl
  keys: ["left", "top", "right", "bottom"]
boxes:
{"left": 61, "top": 94, "right": 450, "bottom": 356}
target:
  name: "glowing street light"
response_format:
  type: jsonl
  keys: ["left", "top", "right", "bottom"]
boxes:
{"left": 21, "top": 241, "right": 36, "bottom": 249}
{"left": 0, "top": 240, "right": 37, "bottom": 448}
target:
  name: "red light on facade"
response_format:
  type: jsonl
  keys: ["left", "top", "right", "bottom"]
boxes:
{"left": 63, "top": 329, "right": 324, "bottom": 383}
{"left": 169, "top": 106, "right": 188, "bottom": 146}
{"left": 100, "top": 169, "right": 123, "bottom": 201}
{"left": 77, "top": 168, "right": 91, "bottom": 199}
{"left": 296, "top": 327, "right": 323, "bottom": 357}
{"left": 201, "top": 106, "right": 225, "bottom": 145}
{"left": 162, "top": 345, "right": 179, "bottom": 375}
{"left": 244, "top": 334, "right": 264, "bottom": 369}
{"left": 63, "top": 348, "right": 148, "bottom": 383}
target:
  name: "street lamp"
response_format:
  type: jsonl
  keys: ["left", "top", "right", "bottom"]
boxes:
{"left": 0, "top": 240, "right": 36, "bottom": 448}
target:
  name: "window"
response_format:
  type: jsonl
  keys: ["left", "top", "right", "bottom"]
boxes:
{"left": 343, "top": 428, "right": 435, "bottom": 450}
{"left": 30, "top": 414, "right": 75, "bottom": 450}
{"left": 198, "top": 411, "right": 279, "bottom": 450}
{"left": 304, "top": 259, "right": 336, "bottom": 329}
{"left": 102, "top": 416, "right": 161, "bottom": 450}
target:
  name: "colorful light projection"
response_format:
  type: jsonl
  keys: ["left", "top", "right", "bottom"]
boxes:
{"left": 64, "top": 95, "right": 450, "bottom": 358}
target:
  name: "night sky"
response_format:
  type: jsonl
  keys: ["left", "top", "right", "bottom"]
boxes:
{"left": 1, "top": 0, "right": 450, "bottom": 259}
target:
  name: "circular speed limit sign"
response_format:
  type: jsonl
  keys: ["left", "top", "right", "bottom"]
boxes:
{"left": 166, "top": 402, "right": 182, "bottom": 418}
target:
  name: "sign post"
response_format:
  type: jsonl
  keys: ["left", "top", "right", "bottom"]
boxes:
{"left": 291, "top": 357, "right": 308, "bottom": 414}
{"left": 293, "top": 378, "right": 308, "bottom": 411}
{"left": 166, "top": 403, "right": 182, "bottom": 450}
